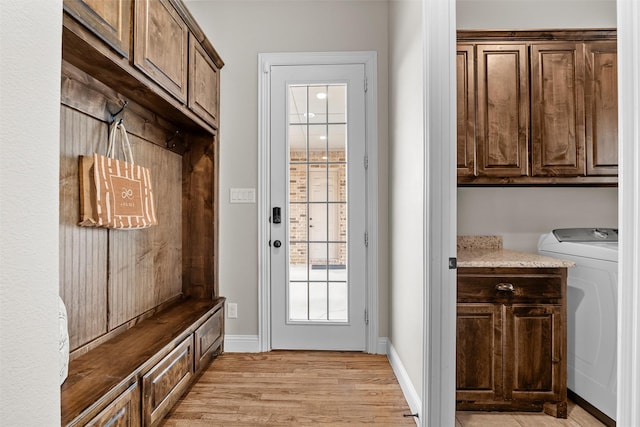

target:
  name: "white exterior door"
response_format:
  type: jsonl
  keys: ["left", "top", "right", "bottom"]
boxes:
{"left": 270, "top": 63, "right": 367, "bottom": 350}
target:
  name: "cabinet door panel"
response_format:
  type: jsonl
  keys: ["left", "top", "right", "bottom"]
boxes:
{"left": 456, "top": 303, "right": 503, "bottom": 401}
{"left": 477, "top": 44, "right": 529, "bottom": 177}
{"left": 504, "top": 305, "right": 564, "bottom": 401}
{"left": 134, "top": 0, "right": 188, "bottom": 102}
{"left": 64, "top": 0, "right": 132, "bottom": 57}
{"left": 585, "top": 42, "right": 618, "bottom": 176}
{"left": 194, "top": 307, "right": 223, "bottom": 373}
{"left": 189, "top": 34, "right": 220, "bottom": 127}
{"left": 457, "top": 44, "right": 476, "bottom": 177}
{"left": 142, "top": 336, "right": 194, "bottom": 426}
{"left": 531, "top": 43, "right": 585, "bottom": 176}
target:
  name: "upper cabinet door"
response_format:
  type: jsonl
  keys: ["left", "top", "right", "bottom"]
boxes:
{"left": 476, "top": 44, "right": 529, "bottom": 177}
{"left": 531, "top": 43, "right": 586, "bottom": 177}
{"left": 457, "top": 44, "right": 476, "bottom": 177}
{"left": 189, "top": 34, "right": 220, "bottom": 128}
{"left": 134, "top": 0, "right": 188, "bottom": 103}
{"left": 585, "top": 42, "right": 618, "bottom": 176}
{"left": 64, "top": 0, "right": 132, "bottom": 57}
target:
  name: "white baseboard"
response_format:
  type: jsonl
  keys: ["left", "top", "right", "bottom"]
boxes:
{"left": 224, "top": 335, "right": 260, "bottom": 353}
{"left": 225, "top": 335, "right": 389, "bottom": 354}
{"left": 387, "top": 341, "right": 422, "bottom": 426}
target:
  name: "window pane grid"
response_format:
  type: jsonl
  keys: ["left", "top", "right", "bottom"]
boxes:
{"left": 288, "top": 83, "right": 348, "bottom": 323}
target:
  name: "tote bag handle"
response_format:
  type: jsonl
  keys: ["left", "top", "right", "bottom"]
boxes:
{"left": 106, "top": 121, "right": 135, "bottom": 164}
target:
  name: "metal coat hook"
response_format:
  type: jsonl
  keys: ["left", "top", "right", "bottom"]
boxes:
{"left": 109, "top": 100, "right": 128, "bottom": 124}
{"left": 166, "top": 130, "right": 180, "bottom": 149}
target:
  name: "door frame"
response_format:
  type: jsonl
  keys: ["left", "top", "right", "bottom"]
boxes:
{"left": 422, "top": 0, "right": 458, "bottom": 425}
{"left": 258, "top": 51, "right": 379, "bottom": 353}
{"left": 428, "top": 0, "right": 640, "bottom": 426}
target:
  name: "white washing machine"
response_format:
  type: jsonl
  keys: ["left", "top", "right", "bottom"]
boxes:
{"left": 538, "top": 228, "right": 618, "bottom": 423}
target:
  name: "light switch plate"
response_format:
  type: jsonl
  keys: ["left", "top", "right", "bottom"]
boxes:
{"left": 227, "top": 303, "right": 238, "bottom": 319}
{"left": 230, "top": 188, "right": 256, "bottom": 204}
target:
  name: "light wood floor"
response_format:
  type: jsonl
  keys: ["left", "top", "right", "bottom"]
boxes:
{"left": 161, "top": 351, "right": 417, "bottom": 426}
{"left": 161, "top": 351, "right": 605, "bottom": 427}
{"left": 456, "top": 401, "right": 606, "bottom": 427}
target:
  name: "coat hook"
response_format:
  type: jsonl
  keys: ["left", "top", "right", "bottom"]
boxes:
{"left": 166, "top": 130, "right": 180, "bottom": 149}
{"left": 109, "top": 100, "right": 128, "bottom": 124}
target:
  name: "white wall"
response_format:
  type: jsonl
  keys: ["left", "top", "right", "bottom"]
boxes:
{"left": 457, "top": 0, "right": 616, "bottom": 29}
{"left": 184, "top": 0, "right": 389, "bottom": 338}
{"left": 458, "top": 188, "right": 618, "bottom": 252}
{"left": 0, "top": 0, "right": 63, "bottom": 424}
{"left": 456, "top": 0, "right": 618, "bottom": 252}
{"left": 389, "top": 0, "right": 424, "bottom": 401}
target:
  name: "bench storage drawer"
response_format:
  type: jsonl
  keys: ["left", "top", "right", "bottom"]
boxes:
{"left": 142, "top": 336, "right": 194, "bottom": 426}
{"left": 194, "top": 307, "right": 223, "bottom": 373}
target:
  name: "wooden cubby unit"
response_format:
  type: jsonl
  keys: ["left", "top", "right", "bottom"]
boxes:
{"left": 59, "top": 0, "right": 224, "bottom": 425}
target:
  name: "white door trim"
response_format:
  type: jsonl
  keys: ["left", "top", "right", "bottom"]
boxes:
{"left": 258, "top": 51, "right": 379, "bottom": 353}
{"left": 422, "top": 0, "right": 457, "bottom": 425}
{"left": 616, "top": 1, "right": 640, "bottom": 425}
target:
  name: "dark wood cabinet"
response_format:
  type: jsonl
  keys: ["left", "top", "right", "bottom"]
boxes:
{"left": 456, "top": 267, "right": 567, "bottom": 418}
{"left": 188, "top": 33, "right": 220, "bottom": 128}
{"left": 134, "top": 0, "right": 189, "bottom": 102}
{"left": 456, "top": 303, "right": 502, "bottom": 401}
{"left": 64, "top": 0, "right": 132, "bottom": 57}
{"left": 457, "top": 44, "right": 476, "bottom": 177}
{"left": 531, "top": 43, "right": 585, "bottom": 177}
{"left": 585, "top": 41, "right": 618, "bottom": 176}
{"left": 476, "top": 44, "right": 530, "bottom": 178}
{"left": 60, "top": 0, "right": 225, "bottom": 425}
{"left": 504, "top": 305, "right": 564, "bottom": 406}
{"left": 457, "top": 30, "right": 617, "bottom": 186}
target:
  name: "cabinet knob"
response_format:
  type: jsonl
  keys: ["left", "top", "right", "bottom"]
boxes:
{"left": 495, "top": 282, "right": 515, "bottom": 292}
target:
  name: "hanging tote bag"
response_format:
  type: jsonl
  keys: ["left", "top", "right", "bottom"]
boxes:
{"left": 79, "top": 121, "right": 157, "bottom": 229}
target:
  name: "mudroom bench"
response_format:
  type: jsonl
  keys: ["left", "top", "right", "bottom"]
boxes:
{"left": 61, "top": 297, "right": 225, "bottom": 427}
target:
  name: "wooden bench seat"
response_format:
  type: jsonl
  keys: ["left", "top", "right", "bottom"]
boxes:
{"left": 61, "top": 297, "right": 225, "bottom": 426}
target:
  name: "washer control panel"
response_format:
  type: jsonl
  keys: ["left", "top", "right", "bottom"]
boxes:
{"left": 552, "top": 228, "right": 618, "bottom": 242}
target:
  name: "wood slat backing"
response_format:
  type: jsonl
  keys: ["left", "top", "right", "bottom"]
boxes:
{"left": 61, "top": 61, "right": 184, "bottom": 348}
{"left": 60, "top": 106, "right": 109, "bottom": 350}
{"left": 109, "top": 132, "right": 182, "bottom": 329}
{"left": 182, "top": 134, "right": 217, "bottom": 299}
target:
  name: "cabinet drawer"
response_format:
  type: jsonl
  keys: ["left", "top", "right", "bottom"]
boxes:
{"left": 458, "top": 273, "right": 562, "bottom": 303}
{"left": 142, "top": 336, "right": 194, "bottom": 427}
{"left": 194, "top": 307, "right": 223, "bottom": 373}
{"left": 84, "top": 382, "right": 140, "bottom": 427}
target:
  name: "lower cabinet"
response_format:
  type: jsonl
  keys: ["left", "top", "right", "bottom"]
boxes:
{"left": 142, "top": 336, "right": 194, "bottom": 427}
{"left": 85, "top": 383, "right": 141, "bottom": 427}
{"left": 456, "top": 267, "right": 567, "bottom": 418}
{"left": 194, "top": 307, "right": 223, "bottom": 373}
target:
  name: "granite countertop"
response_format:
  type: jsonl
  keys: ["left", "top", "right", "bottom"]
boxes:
{"left": 457, "top": 235, "right": 575, "bottom": 268}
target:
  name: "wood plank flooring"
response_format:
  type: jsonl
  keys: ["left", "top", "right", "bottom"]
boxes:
{"left": 161, "top": 351, "right": 417, "bottom": 426}
{"left": 456, "top": 401, "right": 606, "bottom": 427}
{"left": 162, "top": 350, "right": 606, "bottom": 427}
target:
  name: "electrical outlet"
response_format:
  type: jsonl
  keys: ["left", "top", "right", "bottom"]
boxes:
{"left": 227, "top": 303, "right": 238, "bottom": 319}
